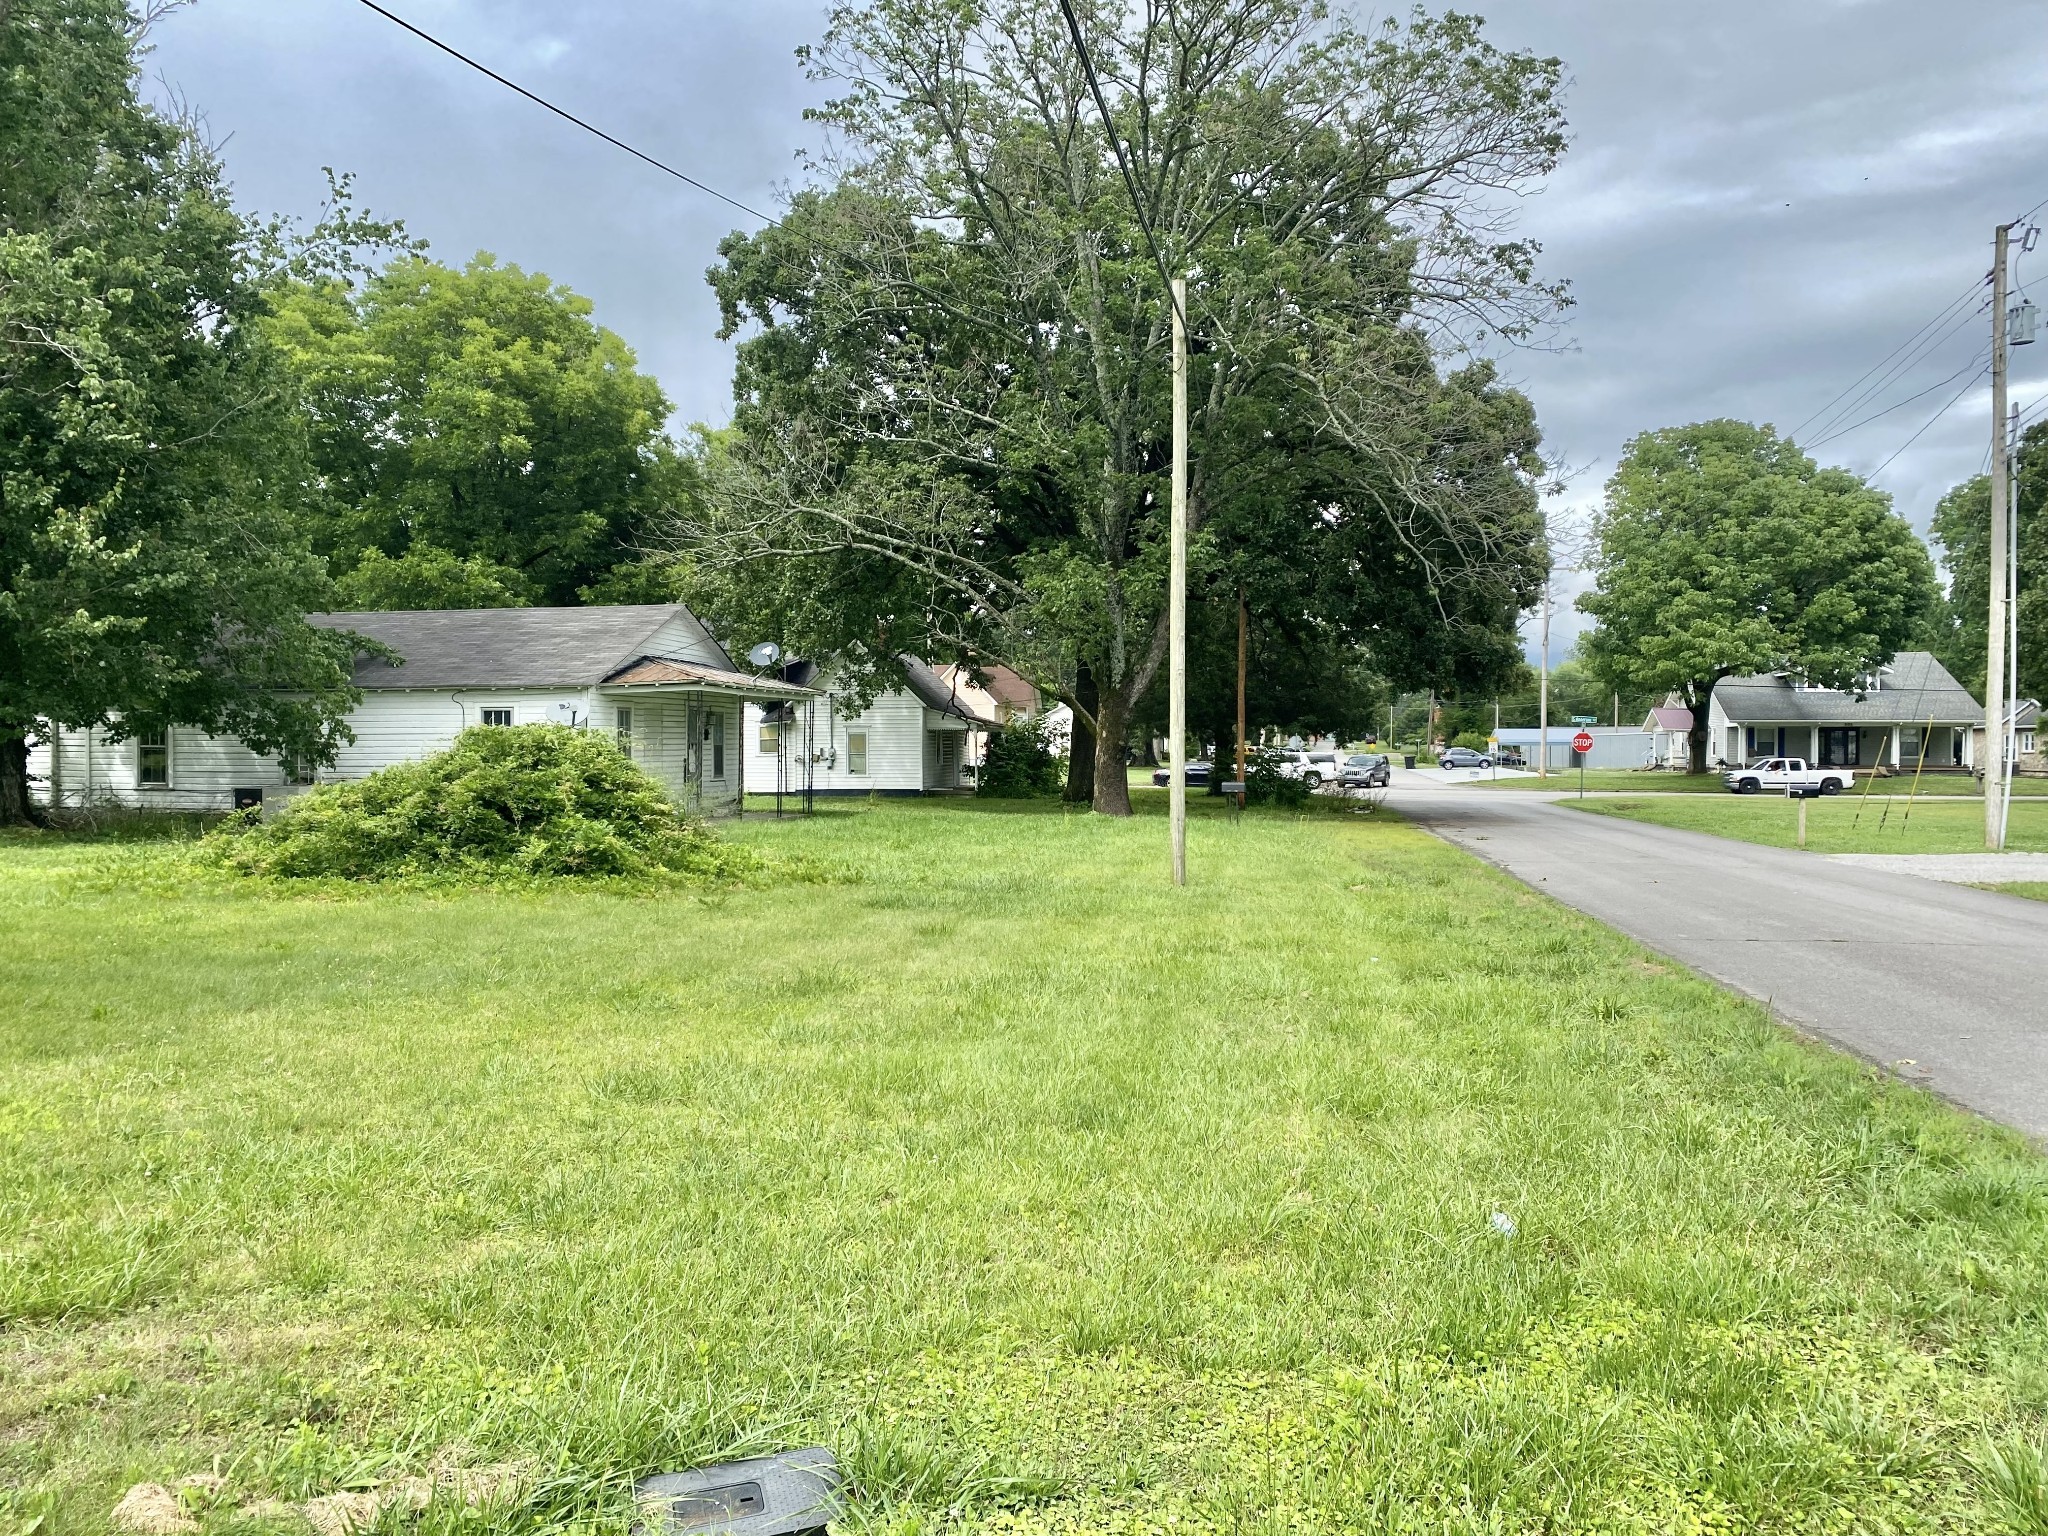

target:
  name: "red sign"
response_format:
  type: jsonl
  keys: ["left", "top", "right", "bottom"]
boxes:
{"left": 1571, "top": 731, "right": 1595, "bottom": 755}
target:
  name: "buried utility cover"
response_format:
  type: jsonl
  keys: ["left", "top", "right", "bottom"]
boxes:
{"left": 635, "top": 1447, "right": 841, "bottom": 1536}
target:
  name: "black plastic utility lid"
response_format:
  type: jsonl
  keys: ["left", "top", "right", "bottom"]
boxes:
{"left": 635, "top": 1447, "right": 841, "bottom": 1536}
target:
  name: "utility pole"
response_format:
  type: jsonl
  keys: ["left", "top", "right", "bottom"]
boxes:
{"left": 2003, "top": 401, "right": 2022, "bottom": 847}
{"left": 1234, "top": 587, "right": 1248, "bottom": 804}
{"left": 1169, "top": 275, "right": 1188, "bottom": 886}
{"left": 1537, "top": 581, "right": 1551, "bottom": 779}
{"left": 1987, "top": 224, "right": 2011, "bottom": 849}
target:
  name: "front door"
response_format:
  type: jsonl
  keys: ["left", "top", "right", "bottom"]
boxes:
{"left": 1819, "top": 727, "right": 1860, "bottom": 767}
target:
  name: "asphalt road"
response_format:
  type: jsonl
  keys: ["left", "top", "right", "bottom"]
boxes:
{"left": 1394, "top": 785, "right": 2048, "bottom": 1141}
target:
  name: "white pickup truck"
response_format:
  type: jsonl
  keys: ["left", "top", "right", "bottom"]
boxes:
{"left": 1723, "top": 757, "right": 1855, "bottom": 796}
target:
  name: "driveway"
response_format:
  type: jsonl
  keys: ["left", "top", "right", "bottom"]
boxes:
{"left": 1393, "top": 786, "right": 2048, "bottom": 1141}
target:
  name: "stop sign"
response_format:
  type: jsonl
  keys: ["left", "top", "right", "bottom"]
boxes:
{"left": 1571, "top": 730, "right": 1595, "bottom": 754}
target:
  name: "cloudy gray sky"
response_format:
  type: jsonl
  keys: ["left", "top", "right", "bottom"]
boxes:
{"left": 148, "top": 0, "right": 2048, "bottom": 658}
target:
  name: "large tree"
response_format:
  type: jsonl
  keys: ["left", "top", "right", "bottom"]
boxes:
{"left": 676, "top": 0, "right": 1563, "bottom": 813}
{"left": 1929, "top": 418, "right": 2047, "bottom": 702}
{"left": 1578, "top": 420, "right": 1941, "bottom": 773}
{"left": 261, "top": 255, "right": 687, "bottom": 608}
{"left": 0, "top": 0, "right": 360, "bottom": 823}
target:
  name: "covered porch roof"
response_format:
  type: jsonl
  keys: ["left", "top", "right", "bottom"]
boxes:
{"left": 599, "top": 656, "right": 817, "bottom": 701}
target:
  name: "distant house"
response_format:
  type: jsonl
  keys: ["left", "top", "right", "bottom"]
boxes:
{"left": 742, "top": 657, "right": 1001, "bottom": 797}
{"left": 1707, "top": 651, "right": 2000, "bottom": 773}
{"left": 1643, "top": 706, "right": 1695, "bottom": 768}
{"left": 27, "top": 604, "right": 812, "bottom": 815}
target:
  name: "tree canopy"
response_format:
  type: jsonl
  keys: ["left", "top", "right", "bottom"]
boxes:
{"left": 1578, "top": 420, "right": 1941, "bottom": 771}
{"left": 1929, "top": 419, "right": 2047, "bottom": 703}
{"left": 261, "top": 254, "right": 687, "bottom": 608}
{"left": 674, "top": 0, "right": 1565, "bottom": 812}
{"left": 0, "top": 0, "right": 360, "bottom": 823}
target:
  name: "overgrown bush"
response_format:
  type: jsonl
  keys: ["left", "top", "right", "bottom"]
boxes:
{"left": 1243, "top": 747, "right": 1311, "bottom": 807}
{"left": 205, "top": 724, "right": 761, "bottom": 883}
{"left": 977, "top": 717, "right": 1063, "bottom": 798}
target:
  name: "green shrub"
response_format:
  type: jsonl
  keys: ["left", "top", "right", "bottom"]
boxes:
{"left": 977, "top": 717, "right": 1063, "bottom": 798}
{"left": 205, "top": 724, "right": 760, "bottom": 883}
{"left": 1453, "top": 731, "right": 1492, "bottom": 752}
{"left": 1243, "top": 747, "right": 1310, "bottom": 807}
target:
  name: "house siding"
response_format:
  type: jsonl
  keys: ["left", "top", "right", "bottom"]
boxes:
{"left": 28, "top": 686, "right": 748, "bottom": 815}
{"left": 744, "top": 689, "right": 930, "bottom": 796}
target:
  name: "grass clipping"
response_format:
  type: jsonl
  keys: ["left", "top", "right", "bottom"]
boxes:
{"left": 205, "top": 724, "right": 767, "bottom": 887}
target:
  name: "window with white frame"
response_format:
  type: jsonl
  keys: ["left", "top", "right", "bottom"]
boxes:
{"left": 137, "top": 728, "right": 170, "bottom": 788}
{"left": 480, "top": 707, "right": 514, "bottom": 728}
{"left": 710, "top": 711, "right": 725, "bottom": 778}
{"left": 615, "top": 706, "right": 634, "bottom": 758}
{"left": 759, "top": 720, "right": 781, "bottom": 754}
{"left": 282, "top": 751, "right": 317, "bottom": 786}
{"left": 847, "top": 731, "right": 867, "bottom": 775}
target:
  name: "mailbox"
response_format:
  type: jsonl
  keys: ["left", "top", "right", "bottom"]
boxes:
{"left": 635, "top": 1447, "right": 840, "bottom": 1536}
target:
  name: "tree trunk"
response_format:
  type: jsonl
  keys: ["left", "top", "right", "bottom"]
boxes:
{"left": 1092, "top": 686, "right": 1134, "bottom": 816}
{"left": 0, "top": 728, "right": 43, "bottom": 828}
{"left": 1063, "top": 663, "right": 1097, "bottom": 804}
{"left": 1688, "top": 692, "right": 1712, "bottom": 775}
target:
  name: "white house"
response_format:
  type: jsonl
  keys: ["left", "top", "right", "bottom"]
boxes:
{"left": 742, "top": 657, "right": 1000, "bottom": 797}
{"left": 27, "top": 604, "right": 813, "bottom": 816}
{"left": 1706, "top": 652, "right": 1986, "bottom": 774}
{"left": 1642, "top": 706, "right": 1695, "bottom": 768}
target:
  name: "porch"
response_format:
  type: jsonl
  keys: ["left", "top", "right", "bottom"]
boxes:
{"left": 1731, "top": 722, "right": 1974, "bottom": 773}
{"left": 599, "top": 658, "right": 817, "bottom": 815}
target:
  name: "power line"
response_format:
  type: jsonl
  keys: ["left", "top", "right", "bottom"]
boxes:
{"left": 1806, "top": 299, "right": 1986, "bottom": 445}
{"left": 1808, "top": 349, "right": 1990, "bottom": 448}
{"left": 1869, "top": 365, "right": 1988, "bottom": 478}
{"left": 350, "top": 0, "right": 777, "bottom": 226}
{"left": 1790, "top": 276, "right": 1985, "bottom": 442}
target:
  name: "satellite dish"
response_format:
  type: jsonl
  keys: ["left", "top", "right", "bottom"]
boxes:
{"left": 747, "top": 641, "right": 782, "bottom": 670}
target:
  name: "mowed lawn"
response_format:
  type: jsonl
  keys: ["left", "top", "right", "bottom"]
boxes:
{"left": 1569, "top": 792, "right": 2048, "bottom": 854}
{"left": 5, "top": 801, "right": 2048, "bottom": 1535}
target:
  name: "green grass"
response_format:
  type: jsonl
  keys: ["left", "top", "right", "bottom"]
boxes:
{"left": 1570, "top": 793, "right": 2048, "bottom": 854}
{"left": 1983, "top": 883, "right": 2048, "bottom": 903}
{"left": 6, "top": 800, "right": 2048, "bottom": 1535}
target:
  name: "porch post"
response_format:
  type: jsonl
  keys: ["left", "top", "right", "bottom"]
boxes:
{"left": 1890, "top": 724, "right": 1900, "bottom": 769}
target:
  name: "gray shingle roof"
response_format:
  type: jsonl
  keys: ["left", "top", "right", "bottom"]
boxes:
{"left": 1713, "top": 652, "right": 1981, "bottom": 725}
{"left": 898, "top": 656, "right": 995, "bottom": 722}
{"left": 307, "top": 605, "right": 724, "bottom": 689}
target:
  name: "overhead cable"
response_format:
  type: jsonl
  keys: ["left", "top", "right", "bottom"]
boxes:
{"left": 1869, "top": 366, "right": 1989, "bottom": 478}
{"left": 1791, "top": 278, "right": 1986, "bottom": 443}
{"left": 350, "top": 0, "right": 778, "bottom": 225}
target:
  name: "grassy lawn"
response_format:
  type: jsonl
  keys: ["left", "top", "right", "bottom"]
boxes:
{"left": 1983, "top": 883, "right": 2048, "bottom": 903}
{"left": 1569, "top": 793, "right": 2048, "bottom": 854}
{"left": 6, "top": 799, "right": 2048, "bottom": 1534}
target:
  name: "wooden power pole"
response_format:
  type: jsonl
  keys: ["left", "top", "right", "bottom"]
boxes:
{"left": 1988, "top": 223, "right": 2011, "bottom": 849}
{"left": 1235, "top": 587, "right": 1248, "bottom": 802}
{"left": 1537, "top": 580, "right": 1551, "bottom": 779}
{"left": 1170, "top": 276, "right": 1188, "bottom": 885}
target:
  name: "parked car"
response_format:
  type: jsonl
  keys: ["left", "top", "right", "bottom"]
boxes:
{"left": 1264, "top": 748, "right": 1337, "bottom": 787}
{"left": 1152, "top": 759, "right": 1213, "bottom": 787}
{"left": 1723, "top": 757, "right": 1853, "bottom": 795}
{"left": 1304, "top": 751, "right": 1345, "bottom": 787}
{"left": 1338, "top": 753, "right": 1390, "bottom": 788}
{"left": 1438, "top": 746, "right": 1494, "bottom": 769}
